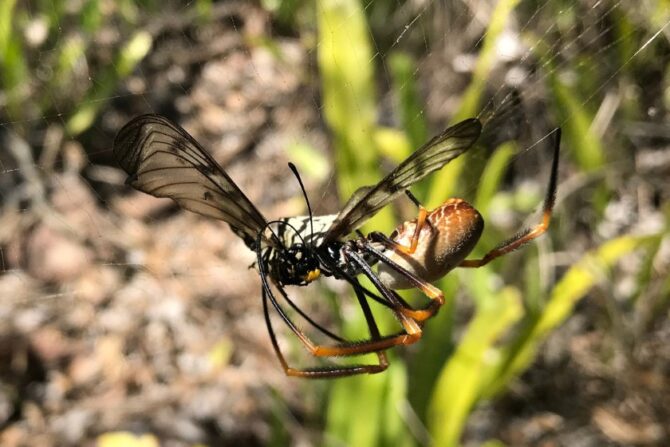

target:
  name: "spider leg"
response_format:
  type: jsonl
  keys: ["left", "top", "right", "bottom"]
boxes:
{"left": 460, "top": 128, "right": 561, "bottom": 268}
{"left": 354, "top": 280, "right": 398, "bottom": 309}
{"left": 399, "top": 204, "right": 428, "bottom": 255}
{"left": 256, "top": 240, "right": 450, "bottom": 376}
{"left": 361, "top": 237, "right": 444, "bottom": 322}
{"left": 261, "top": 283, "right": 388, "bottom": 378}
{"left": 333, "top": 264, "right": 425, "bottom": 328}
{"left": 259, "top": 248, "right": 422, "bottom": 376}
{"left": 369, "top": 192, "right": 429, "bottom": 256}
{"left": 270, "top": 273, "right": 423, "bottom": 357}
{"left": 258, "top": 253, "right": 428, "bottom": 366}
{"left": 277, "top": 283, "right": 346, "bottom": 342}
{"left": 337, "top": 269, "right": 435, "bottom": 320}
{"left": 343, "top": 249, "right": 423, "bottom": 342}
{"left": 354, "top": 279, "right": 414, "bottom": 311}
{"left": 256, "top": 241, "right": 388, "bottom": 377}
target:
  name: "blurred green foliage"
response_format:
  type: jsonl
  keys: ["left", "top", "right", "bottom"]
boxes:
{"left": 0, "top": 0, "right": 213, "bottom": 137}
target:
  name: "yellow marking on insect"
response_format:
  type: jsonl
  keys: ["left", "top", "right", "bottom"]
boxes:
{"left": 303, "top": 269, "right": 321, "bottom": 283}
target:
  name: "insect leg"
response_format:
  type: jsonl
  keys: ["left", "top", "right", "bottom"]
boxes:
{"left": 257, "top": 253, "right": 431, "bottom": 373}
{"left": 349, "top": 277, "right": 414, "bottom": 311}
{"left": 277, "top": 285, "right": 346, "bottom": 342}
{"left": 256, "top": 244, "right": 391, "bottom": 375}
{"left": 459, "top": 128, "right": 561, "bottom": 268}
{"left": 331, "top": 265, "right": 427, "bottom": 331}
{"left": 263, "top": 268, "right": 426, "bottom": 363}
{"left": 273, "top": 275, "right": 422, "bottom": 356}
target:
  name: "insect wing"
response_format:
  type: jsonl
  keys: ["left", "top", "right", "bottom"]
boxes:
{"left": 323, "top": 118, "right": 482, "bottom": 241}
{"left": 113, "top": 114, "right": 273, "bottom": 247}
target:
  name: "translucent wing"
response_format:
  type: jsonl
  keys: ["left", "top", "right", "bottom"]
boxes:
{"left": 323, "top": 118, "right": 482, "bottom": 242}
{"left": 113, "top": 114, "right": 273, "bottom": 248}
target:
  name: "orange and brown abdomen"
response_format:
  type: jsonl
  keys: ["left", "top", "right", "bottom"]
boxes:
{"left": 377, "top": 198, "right": 484, "bottom": 290}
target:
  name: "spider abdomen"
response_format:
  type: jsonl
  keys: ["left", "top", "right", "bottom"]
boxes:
{"left": 378, "top": 198, "right": 484, "bottom": 289}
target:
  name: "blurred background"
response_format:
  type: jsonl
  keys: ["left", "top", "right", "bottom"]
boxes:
{"left": 1, "top": 0, "right": 669, "bottom": 446}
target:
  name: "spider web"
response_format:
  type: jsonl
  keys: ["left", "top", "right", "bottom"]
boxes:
{"left": 0, "top": 0, "right": 669, "bottom": 445}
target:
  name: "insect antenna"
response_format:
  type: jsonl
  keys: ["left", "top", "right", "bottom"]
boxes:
{"left": 267, "top": 219, "right": 308, "bottom": 246}
{"left": 259, "top": 219, "right": 286, "bottom": 253}
{"left": 288, "top": 162, "right": 315, "bottom": 246}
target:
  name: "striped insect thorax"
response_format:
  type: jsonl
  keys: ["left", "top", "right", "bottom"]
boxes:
{"left": 276, "top": 215, "right": 338, "bottom": 248}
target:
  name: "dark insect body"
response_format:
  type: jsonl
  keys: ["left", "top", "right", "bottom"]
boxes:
{"left": 114, "top": 114, "right": 560, "bottom": 378}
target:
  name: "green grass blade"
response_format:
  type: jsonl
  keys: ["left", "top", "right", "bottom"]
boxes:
{"left": 474, "top": 142, "right": 517, "bottom": 211}
{"left": 373, "top": 126, "right": 412, "bottom": 164}
{"left": 428, "top": 286, "right": 523, "bottom": 447}
{"left": 388, "top": 52, "right": 427, "bottom": 151}
{"left": 326, "top": 360, "right": 413, "bottom": 447}
{"left": 549, "top": 72, "right": 605, "bottom": 171}
{"left": 380, "top": 361, "right": 415, "bottom": 447}
{"left": 407, "top": 275, "right": 459, "bottom": 422}
{"left": 0, "top": 0, "right": 17, "bottom": 56}
{"left": 66, "top": 31, "right": 152, "bottom": 135}
{"left": 0, "top": 0, "right": 28, "bottom": 120}
{"left": 483, "top": 234, "right": 662, "bottom": 397}
{"left": 318, "top": 1, "right": 407, "bottom": 445}
{"left": 426, "top": 0, "right": 521, "bottom": 208}
{"left": 325, "top": 371, "right": 384, "bottom": 447}
{"left": 317, "top": 0, "right": 378, "bottom": 200}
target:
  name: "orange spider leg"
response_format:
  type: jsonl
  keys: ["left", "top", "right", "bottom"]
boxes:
{"left": 393, "top": 204, "right": 428, "bottom": 254}
{"left": 362, "top": 236, "right": 445, "bottom": 322}
{"left": 261, "top": 255, "right": 425, "bottom": 378}
{"left": 460, "top": 128, "right": 561, "bottom": 268}
{"left": 263, "top": 286, "right": 389, "bottom": 378}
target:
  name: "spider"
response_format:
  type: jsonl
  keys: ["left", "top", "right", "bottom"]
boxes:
{"left": 114, "top": 114, "right": 560, "bottom": 378}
